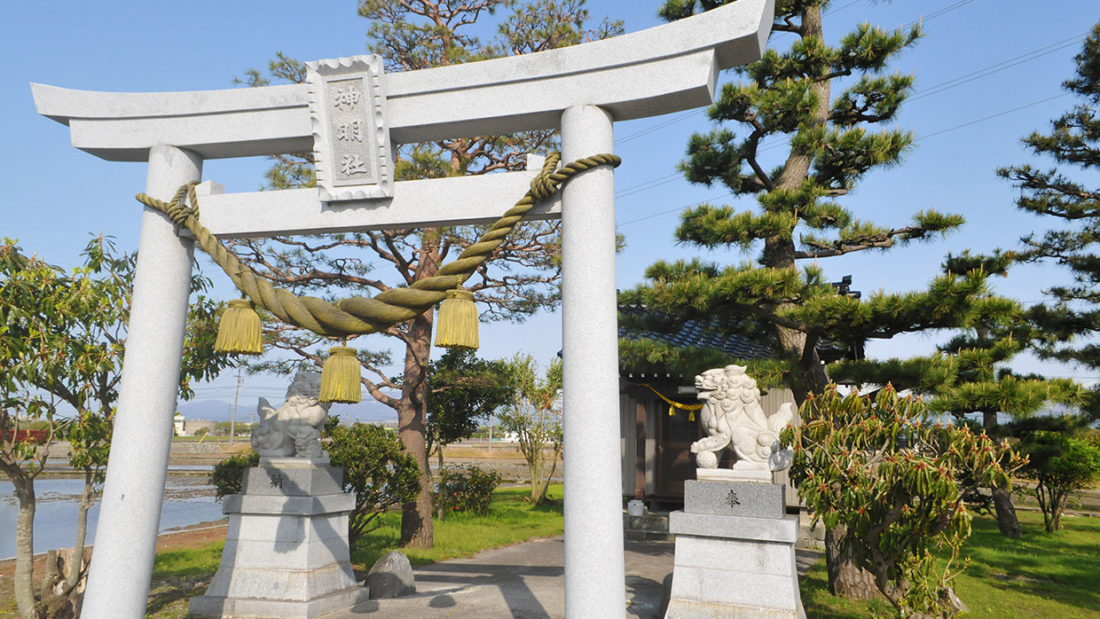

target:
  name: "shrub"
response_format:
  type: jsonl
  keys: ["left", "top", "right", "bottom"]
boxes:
{"left": 434, "top": 465, "right": 502, "bottom": 517}
{"left": 326, "top": 422, "right": 420, "bottom": 546}
{"left": 782, "top": 384, "right": 1022, "bottom": 617}
{"left": 210, "top": 450, "right": 260, "bottom": 500}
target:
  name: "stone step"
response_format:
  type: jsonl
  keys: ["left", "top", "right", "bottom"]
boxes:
{"left": 623, "top": 512, "right": 673, "bottom": 541}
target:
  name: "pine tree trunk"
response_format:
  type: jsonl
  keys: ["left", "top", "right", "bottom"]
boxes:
{"left": 398, "top": 312, "right": 435, "bottom": 548}
{"left": 768, "top": 3, "right": 879, "bottom": 596}
{"left": 12, "top": 475, "right": 40, "bottom": 619}
{"left": 991, "top": 483, "right": 1022, "bottom": 538}
{"left": 766, "top": 0, "right": 832, "bottom": 408}
{"left": 981, "top": 411, "right": 1021, "bottom": 538}
{"left": 1048, "top": 488, "right": 1067, "bottom": 532}
{"left": 825, "top": 525, "right": 879, "bottom": 600}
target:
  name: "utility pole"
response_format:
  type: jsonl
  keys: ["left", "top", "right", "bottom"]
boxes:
{"left": 230, "top": 365, "right": 242, "bottom": 446}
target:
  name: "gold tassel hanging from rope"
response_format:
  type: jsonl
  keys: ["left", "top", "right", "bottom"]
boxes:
{"left": 666, "top": 404, "right": 694, "bottom": 420}
{"left": 320, "top": 346, "right": 362, "bottom": 403}
{"left": 214, "top": 299, "right": 263, "bottom": 354}
{"left": 434, "top": 289, "right": 479, "bottom": 349}
{"left": 642, "top": 383, "right": 701, "bottom": 423}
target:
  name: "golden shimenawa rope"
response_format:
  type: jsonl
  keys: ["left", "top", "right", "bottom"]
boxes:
{"left": 136, "top": 152, "right": 620, "bottom": 339}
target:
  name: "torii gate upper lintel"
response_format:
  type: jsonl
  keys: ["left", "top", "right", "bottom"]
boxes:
{"left": 30, "top": 1, "right": 774, "bottom": 617}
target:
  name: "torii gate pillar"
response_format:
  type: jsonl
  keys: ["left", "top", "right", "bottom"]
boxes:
{"left": 560, "top": 105, "right": 623, "bottom": 614}
{"left": 80, "top": 145, "right": 202, "bottom": 615}
{"left": 31, "top": 2, "right": 774, "bottom": 617}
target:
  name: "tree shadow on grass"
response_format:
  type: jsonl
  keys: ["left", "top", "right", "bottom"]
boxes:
{"left": 959, "top": 517, "right": 1100, "bottom": 611}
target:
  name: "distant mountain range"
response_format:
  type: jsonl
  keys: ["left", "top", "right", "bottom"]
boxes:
{"left": 177, "top": 398, "right": 398, "bottom": 424}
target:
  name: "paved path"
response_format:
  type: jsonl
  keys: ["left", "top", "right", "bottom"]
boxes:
{"left": 329, "top": 537, "right": 822, "bottom": 618}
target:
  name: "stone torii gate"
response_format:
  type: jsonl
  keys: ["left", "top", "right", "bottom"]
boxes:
{"left": 31, "top": 2, "right": 773, "bottom": 617}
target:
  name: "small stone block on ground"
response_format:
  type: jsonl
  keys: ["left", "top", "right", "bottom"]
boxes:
{"left": 367, "top": 551, "right": 416, "bottom": 599}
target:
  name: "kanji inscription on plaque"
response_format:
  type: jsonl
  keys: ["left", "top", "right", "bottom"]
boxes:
{"left": 307, "top": 55, "right": 394, "bottom": 201}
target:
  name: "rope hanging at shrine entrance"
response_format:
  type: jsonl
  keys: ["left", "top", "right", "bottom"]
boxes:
{"left": 135, "top": 152, "right": 620, "bottom": 403}
{"left": 640, "top": 383, "right": 702, "bottom": 422}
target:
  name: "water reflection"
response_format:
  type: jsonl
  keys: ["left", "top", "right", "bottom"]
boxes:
{"left": 0, "top": 473, "right": 225, "bottom": 560}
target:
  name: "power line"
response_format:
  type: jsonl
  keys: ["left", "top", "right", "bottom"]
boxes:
{"left": 617, "top": 191, "right": 734, "bottom": 228}
{"left": 912, "top": 0, "right": 978, "bottom": 25}
{"left": 615, "top": 91, "right": 1069, "bottom": 227}
{"left": 664, "top": 30, "right": 1084, "bottom": 159}
{"left": 917, "top": 93, "right": 1070, "bottom": 141}
{"left": 615, "top": 172, "right": 682, "bottom": 199}
{"left": 825, "top": 0, "right": 863, "bottom": 16}
{"left": 909, "top": 33, "right": 1088, "bottom": 103}
{"left": 610, "top": 2, "right": 1077, "bottom": 208}
{"left": 615, "top": 0, "right": 997, "bottom": 150}
{"left": 617, "top": 109, "right": 705, "bottom": 144}
{"left": 618, "top": 0, "right": 871, "bottom": 145}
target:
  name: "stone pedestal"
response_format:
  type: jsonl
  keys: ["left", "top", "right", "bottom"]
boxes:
{"left": 190, "top": 458, "right": 370, "bottom": 618}
{"left": 665, "top": 479, "right": 805, "bottom": 618}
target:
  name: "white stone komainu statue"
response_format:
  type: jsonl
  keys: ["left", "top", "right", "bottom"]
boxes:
{"left": 691, "top": 364, "right": 795, "bottom": 474}
{"left": 250, "top": 371, "right": 331, "bottom": 458}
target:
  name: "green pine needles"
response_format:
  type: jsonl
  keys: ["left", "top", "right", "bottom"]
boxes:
{"left": 998, "top": 21, "right": 1100, "bottom": 386}
{"left": 621, "top": 0, "right": 983, "bottom": 404}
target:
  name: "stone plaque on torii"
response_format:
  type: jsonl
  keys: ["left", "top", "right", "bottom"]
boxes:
{"left": 30, "top": 2, "right": 773, "bottom": 617}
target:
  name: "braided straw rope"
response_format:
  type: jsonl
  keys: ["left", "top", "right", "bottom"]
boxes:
{"left": 136, "top": 152, "right": 620, "bottom": 338}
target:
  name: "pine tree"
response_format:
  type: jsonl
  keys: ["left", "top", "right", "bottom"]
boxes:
{"left": 625, "top": 0, "right": 992, "bottom": 598}
{"left": 998, "top": 21, "right": 1100, "bottom": 417}
{"left": 929, "top": 297, "right": 1082, "bottom": 535}
{"left": 233, "top": 0, "right": 621, "bottom": 548}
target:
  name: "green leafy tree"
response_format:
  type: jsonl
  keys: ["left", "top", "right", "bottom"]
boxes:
{"left": 426, "top": 349, "right": 512, "bottom": 474}
{"left": 1012, "top": 418, "right": 1100, "bottom": 532}
{"left": 498, "top": 354, "right": 562, "bottom": 506}
{"left": 325, "top": 422, "right": 421, "bottom": 547}
{"left": 998, "top": 21, "right": 1100, "bottom": 418}
{"left": 0, "top": 237, "right": 227, "bottom": 619}
{"left": 625, "top": 0, "right": 988, "bottom": 597}
{"left": 234, "top": 0, "right": 621, "bottom": 548}
{"left": 782, "top": 385, "right": 1022, "bottom": 617}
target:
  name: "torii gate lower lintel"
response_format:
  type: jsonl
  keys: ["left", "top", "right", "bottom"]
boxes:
{"left": 31, "top": 2, "right": 774, "bottom": 617}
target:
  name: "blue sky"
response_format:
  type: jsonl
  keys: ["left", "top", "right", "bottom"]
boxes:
{"left": 4, "top": 0, "right": 1098, "bottom": 411}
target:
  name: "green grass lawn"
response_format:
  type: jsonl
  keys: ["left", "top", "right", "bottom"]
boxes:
{"left": 801, "top": 510, "right": 1100, "bottom": 618}
{"left": 349, "top": 484, "right": 565, "bottom": 569}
